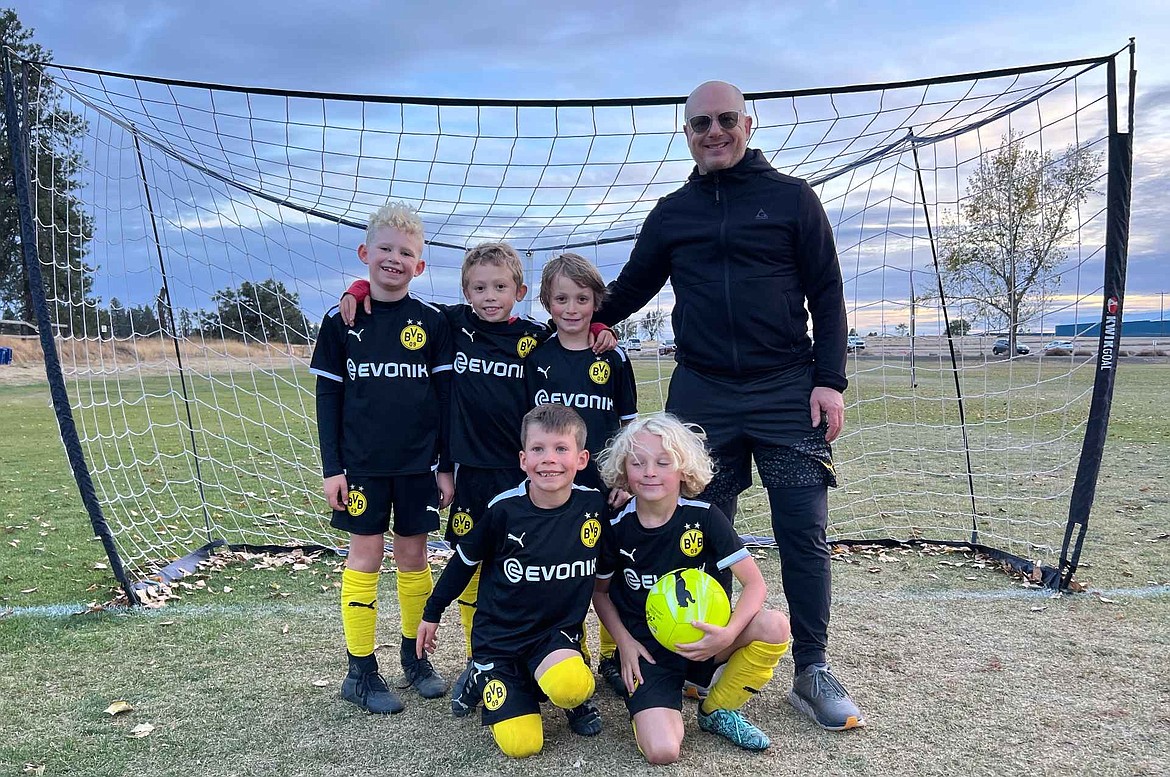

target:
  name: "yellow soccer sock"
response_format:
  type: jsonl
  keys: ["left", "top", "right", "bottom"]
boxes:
{"left": 396, "top": 568, "right": 433, "bottom": 639}
{"left": 537, "top": 655, "right": 595, "bottom": 710}
{"left": 457, "top": 567, "right": 480, "bottom": 658}
{"left": 599, "top": 622, "right": 616, "bottom": 660}
{"left": 701, "top": 639, "right": 791, "bottom": 714}
{"left": 579, "top": 622, "right": 593, "bottom": 666}
{"left": 491, "top": 713, "right": 544, "bottom": 758}
{"left": 341, "top": 567, "right": 380, "bottom": 658}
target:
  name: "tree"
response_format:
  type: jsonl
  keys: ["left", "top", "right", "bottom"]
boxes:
{"left": 201, "top": 279, "right": 311, "bottom": 345}
{"left": 1, "top": 10, "right": 96, "bottom": 332}
{"left": 894, "top": 323, "right": 909, "bottom": 336}
{"left": 940, "top": 132, "right": 1100, "bottom": 355}
{"left": 177, "top": 308, "right": 194, "bottom": 338}
{"left": 611, "top": 318, "right": 638, "bottom": 341}
{"left": 640, "top": 309, "right": 667, "bottom": 341}
{"left": 946, "top": 318, "right": 972, "bottom": 337}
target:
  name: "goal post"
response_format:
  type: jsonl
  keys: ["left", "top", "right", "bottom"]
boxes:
{"left": 1, "top": 44, "right": 1136, "bottom": 597}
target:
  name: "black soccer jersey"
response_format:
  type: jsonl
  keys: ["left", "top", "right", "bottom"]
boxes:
{"left": 445, "top": 304, "right": 550, "bottom": 468}
{"left": 311, "top": 295, "right": 453, "bottom": 477}
{"left": 525, "top": 335, "right": 638, "bottom": 456}
{"left": 423, "top": 482, "right": 606, "bottom": 660}
{"left": 597, "top": 497, "right": 748, "bottom": 644}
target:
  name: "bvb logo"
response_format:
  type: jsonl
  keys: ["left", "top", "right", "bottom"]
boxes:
{"left": 517, "top": 335, "right": 538, "bottom": 359}
{"left": 483, "top": 679, "right": 508, "bottom": 711}
{"left": 580, "top": 517, "right": 602, "bottom": 548}
{"left": 680, "top": 528, "right": 704, "bottom": 557}
{"left": 588, "top": 360, "right": 611, "bottom": 385}
{"left": 451, "top": 510, "right": 474, "bottom": 536}
{"left": 346, "top": 489, "right": 368, "bottom": 517}
{"left": 400, "top": 323, "right": 427, "bottom": 350}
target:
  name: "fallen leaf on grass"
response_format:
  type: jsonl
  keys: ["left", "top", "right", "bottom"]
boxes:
{"left": 104, "top": 700, "right": 134, "bottom": 716}
{"left": 19, "top": 587, "right": 37, "bottom": 594}
{"left": 1030, "top": 606, "right": 1047, "bottom": 613}
{"left": 1097, "top": 596, "right": 1119, "bottom": 604}
{"left": 129, "top": 723, "right": 154, "bottom": 738}
{"left": 22, "top": 764, "right": 45, "bottom": 775}
{"left": 281, "top": 624, "right": 289, "bottom": 634}
{"left": 311, "top": 679, "right": 330, "bottom": 688}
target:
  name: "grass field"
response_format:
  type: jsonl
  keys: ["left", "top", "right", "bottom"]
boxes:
{"left": 1, "top": 359, "right": 1167, "bottom": 776}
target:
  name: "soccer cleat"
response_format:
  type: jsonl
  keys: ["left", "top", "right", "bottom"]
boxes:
{"left": 697, "top": 707, "right": 770, "bottom": 751}
{"left": 341, "top": 662, "right": 405, "bottom": 714}
{"left": 564, "top": 699, "right": 603, "bottom": 736}
{"left": 400, "top": 637, "right": 448, "bottom": 699}
{"left": 597, "top": 656, "right": 627, "bottom": 699}
{"left": 787, "top": 663, "right": 866, "bottom": 731}
{"left": 450, "top": 658, "right": 480, "bottom": 718}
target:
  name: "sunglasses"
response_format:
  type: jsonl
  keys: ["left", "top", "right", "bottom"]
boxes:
{"left": 685, "top": 110, "right": 744, "bottom": 134}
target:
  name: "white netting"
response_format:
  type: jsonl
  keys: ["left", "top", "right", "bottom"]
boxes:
{"left": 15, "top": 55, "right": 1121, "bottom": 578}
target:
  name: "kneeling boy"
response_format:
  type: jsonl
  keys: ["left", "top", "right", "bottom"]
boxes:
{"left": 417, "top": 405, "right": 606, "bottom": 757}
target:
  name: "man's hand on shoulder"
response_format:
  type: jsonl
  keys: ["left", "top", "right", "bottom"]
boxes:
{"left": 810, "top": 386, "right": 845, "bottom": 443}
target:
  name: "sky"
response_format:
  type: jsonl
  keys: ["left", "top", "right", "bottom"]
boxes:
{"left": 7, "top": 0, "right": 1169, "bottom": 333}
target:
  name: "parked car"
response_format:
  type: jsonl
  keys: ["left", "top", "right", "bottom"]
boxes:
{"left": 847, "top": 335, "right": 867, "bottom": 352}
{"left": 1043, "top": 339, "right": 1075, "bottom": 355}
{"left": 658, "top": 338, "right": 676, "bottom": 355}
{"left": 992, "top": 337, "right": 1031, "bottom": 356}
{"left": 624, "top": 337, "right": 641, "bottom": 352}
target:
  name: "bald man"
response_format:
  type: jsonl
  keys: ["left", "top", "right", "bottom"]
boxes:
{"left": 595, "top": 81, "right": 863, "bottom": 731}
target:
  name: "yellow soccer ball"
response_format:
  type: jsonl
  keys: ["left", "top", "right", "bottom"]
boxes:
{"left": 644, "top": 568, "right": 731, "bottom": 652}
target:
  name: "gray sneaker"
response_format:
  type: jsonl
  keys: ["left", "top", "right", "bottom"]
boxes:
{"left": 401, "top": 637, "right": 448, "bottom": 699}
{"left": 341, "top": 666, "right": 405, "bottom": 714}
{"left": 697, "top": 707, "right": 770, "bottom": 751}
{"left": 788, "top": 663, "right": 865, "bottom": 731}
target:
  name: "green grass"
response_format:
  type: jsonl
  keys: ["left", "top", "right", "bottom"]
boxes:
{"left": 1, "top": 362, "right": 1168, "bottom": 775}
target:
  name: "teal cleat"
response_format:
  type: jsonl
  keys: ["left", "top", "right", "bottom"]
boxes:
{"left": 697, "top": 707, "right": 770, "bottom": 751}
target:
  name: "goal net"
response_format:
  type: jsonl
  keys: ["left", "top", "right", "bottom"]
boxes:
{"left": 2, "top": 49, "right": 1133, "bottom": 594}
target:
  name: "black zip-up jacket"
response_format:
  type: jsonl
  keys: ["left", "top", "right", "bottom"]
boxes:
{"left": 596, "top": 148, "right": 848, "bottom": 392}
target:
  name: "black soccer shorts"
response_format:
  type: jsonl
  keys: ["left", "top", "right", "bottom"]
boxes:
{"left": 476, "top": 627, "right": 585, "bottom": 726}
{"left": 330, "top": 472, "right": 441, "bottom": 537}
{"left": 624, "top": 637, "right": 722, "bottom": 716}
{"left": 666, "top": 362, "right": 836, "bottom": 507}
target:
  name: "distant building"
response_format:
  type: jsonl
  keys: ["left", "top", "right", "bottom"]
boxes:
{"left": 1055, "top": 319, "right": 1169, "bottom": 337}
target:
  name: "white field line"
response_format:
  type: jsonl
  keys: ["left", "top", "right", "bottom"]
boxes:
{"left": 2, "top": 585, "right": 1167, "bottom": 620}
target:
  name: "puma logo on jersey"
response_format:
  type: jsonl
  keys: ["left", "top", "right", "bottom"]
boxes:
{"left": 427, "top": 505, "right": 441, "bottom": 514}
{"left": 347, "top": 599, "right": 376, "bottom": 610}
{"left": 347, "top": 328, "right": 364, "bottom": 341}
{"left": 536, "top": 365, "right": 551, "bottom": 379}
{"left": 507, "top": 532, "right": 527, "bottom": 548}
{"left": 619, "top": 547, "right": 637, "bottom": 562}
{"left": 461, "top": 327, "right": 476, "bottom": 342}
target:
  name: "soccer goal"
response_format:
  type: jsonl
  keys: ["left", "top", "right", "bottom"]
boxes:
{"left": 1, "top": 45, "right": 1135, "bottom": 601}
